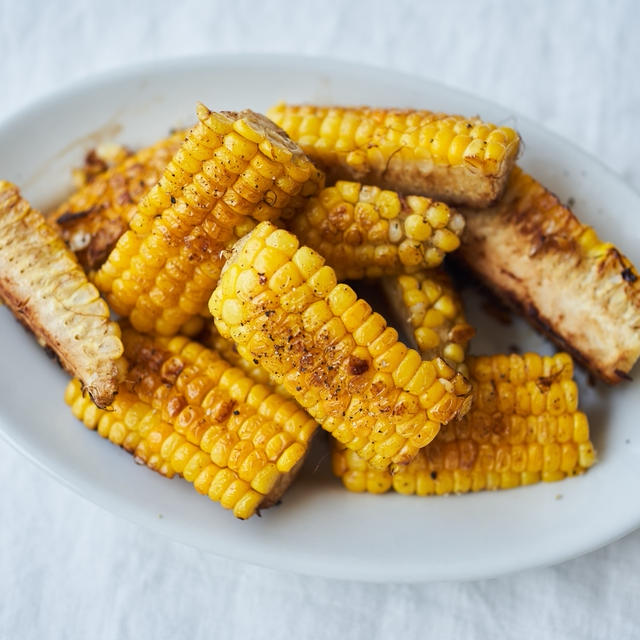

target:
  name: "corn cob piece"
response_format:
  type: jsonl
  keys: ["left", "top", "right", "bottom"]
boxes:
{"left": 65, "top": 329, "right": 318, "bottom": 518}
{"left": 457, "top": 166, "right": 640, "bottom": 383}
{"left": 210, "top": 221, "right": 473, "bottom": 470}
{"left": 382, "top": 270, "right": 474, "bottom": 375}
{"left": 94, "top": 104, "right": 324, "bottom": 336}
{"left": 267, "top": 104, "right": 520, "bottom": 208}
{"left": 287, "top": 180, "right": 465, "bottom": 279}
{"left": 332, "top": 351, "right": 595, "bottom": 494}
{"left": 50, "top": 131, "right": 184, "bottom": 272}
{"left": 0, "top": 181, "right": 123, "bottom": 407}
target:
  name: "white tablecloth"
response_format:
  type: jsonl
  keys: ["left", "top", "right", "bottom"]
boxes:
{"left": 2, "top": 0, "right": 639, "bottom": 637}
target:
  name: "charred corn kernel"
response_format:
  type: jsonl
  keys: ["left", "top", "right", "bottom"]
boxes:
{"left": 94, "top": 105, "right": 323, "bottom": 336}
{"left": 0, "top": 182, "right": 124, "bottom": 408}
{"left": 331, "top": 350, "right": 595, "bottom": 494}
{"left": 288, "top": 181, "right": 465, "bottom": 279}
{"left": 210, "top": 221, "right": 472, "bottom": 471}
{"left": 382, "top": 269, "right": 473, "bottom": 373}
{"left": 268, "top": 103, "right": 520, "bottom": 207}
{"left": 49, "top": 131, "right": 184, "bottom": 273}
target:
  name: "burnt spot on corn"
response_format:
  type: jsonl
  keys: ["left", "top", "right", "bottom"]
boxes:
{"left": 160, "top": 356, "right": 185, "bottom": 384}
{"left": 165, "top": 393, "right": 187, "bottom": 419}
{"left": 209, "top": 398, "right": 235, "bottom": 422}
{"left": 622, "top": 267, "right": 638, "bottom": 283}
{"left": 56, "top": 208, "right": 98, "bottom": 225}
{"left": 348, "top": 355, "right": 369, "bottom": 376}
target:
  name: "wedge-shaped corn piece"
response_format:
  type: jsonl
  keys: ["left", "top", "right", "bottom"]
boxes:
{"left": 94, "top": 104, "right": 324, "bottom": 336}
{"left": 268, "top": 103, "right": 520, "bottom": 207}
{"left": 288, "top": 180, "right": 465, "bottom": 279}
{"left": 210, "top": 221, "right": 472, "bottom": 470}
{"left": 382, "top": 270, "right": 474, "bottom": 375}
{"left": 458, "top": 167, "right": 640, "bottom": 383}
{"left": 50, "top": 132, "right": 184, "bottom": 272}
{"left": 0, "top": 182, "right": 123, "bottom": 407}
{"left": 332, "top": 351, "right": 595, "bottom": 493}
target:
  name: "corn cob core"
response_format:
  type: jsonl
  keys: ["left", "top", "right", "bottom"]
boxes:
{"left": 121, "top": 329, "right": 316, "bottom": 512}
{"left": 382, "top": 270, "right": 474, "bottom": 375}
{"left": 0, "top": 181, "right": 124, "bottom": 408}
{"left": 288, "top": 180, "right": 465, "bottom": 279}
{"left": 332, "top": 352, "right": 595, "bottom": 494}
{"left": 267, "top": 104, "right": 519, "bottom": 207}
{"left": 210, "top": 221, "right": 473, "bottom": 470}
{"left": 50, "top": 131, "right": 184, "bottom": 272}
{"left": 94, "top": 104, "right": 324, "bottom": 336}
{"left": 458, "top": 166, "right": 640, "bottom": 383}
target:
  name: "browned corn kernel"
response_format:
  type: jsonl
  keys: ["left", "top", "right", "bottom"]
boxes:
{"left": 382, "top": 269, "right": 474, "bottom": 375}
{"left": 458, "top": 166, "right": 640, "bottom": 383}
{"left": 288, "top": 181, "right": 465, "bottom": 279}
{"left": 330, "top": 351, "right": 595, "bottom": 494}
{"left": 0, "top": 181, "right": 124, "bottom": 408}
{"left": 49, "top": 131, "right": 184, "bottom": 272}
{"left": 210, "top": 221, "right": 472, "bottom": 471}
{"left": 94, "top": 105, "right": 324, "bottom": 336}
{"left": 267, "top": 104, "right": 520, "bottom": 207}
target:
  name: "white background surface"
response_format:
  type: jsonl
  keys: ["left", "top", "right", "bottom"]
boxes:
{"left": 1, "top": 0, "right": 639, "bottom": 637}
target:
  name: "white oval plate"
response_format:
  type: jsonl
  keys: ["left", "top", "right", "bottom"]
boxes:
{"left": 1, "top": 55, "right": 639, "bottom": 583}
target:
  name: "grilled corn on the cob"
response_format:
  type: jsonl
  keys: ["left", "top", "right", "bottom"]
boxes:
{"left": 210, "top": 221, "right": 473, "bottom": 471}
{"left": 382, "top": 270, "right": 474, "bottom": 374}
{"left": 94, "top": 105, "right": 324, "bottom": 336}
{"left": 0, "top": 181, "right": 123, "bottom": 407}
{"left": 288, "top": 180, "right": 465, "bottom": 279}
{"left": 332, "top": 352, "right": 595, "bottom": 494}
{"left": 66, "top": 329, "right": 318, "bottom": 518}
{"left": 458, "top": 166, "right": 640, "bottom": 383}
{"left": 50, "top": 132, "right": 184, "bottom": 272}
{"left": 267, "top": 104, "right": 520, "bottom": 207}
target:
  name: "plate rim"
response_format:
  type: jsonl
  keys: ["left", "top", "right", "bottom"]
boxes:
{"left": 1, "top": 52, "right": 639, "bottom": 583}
